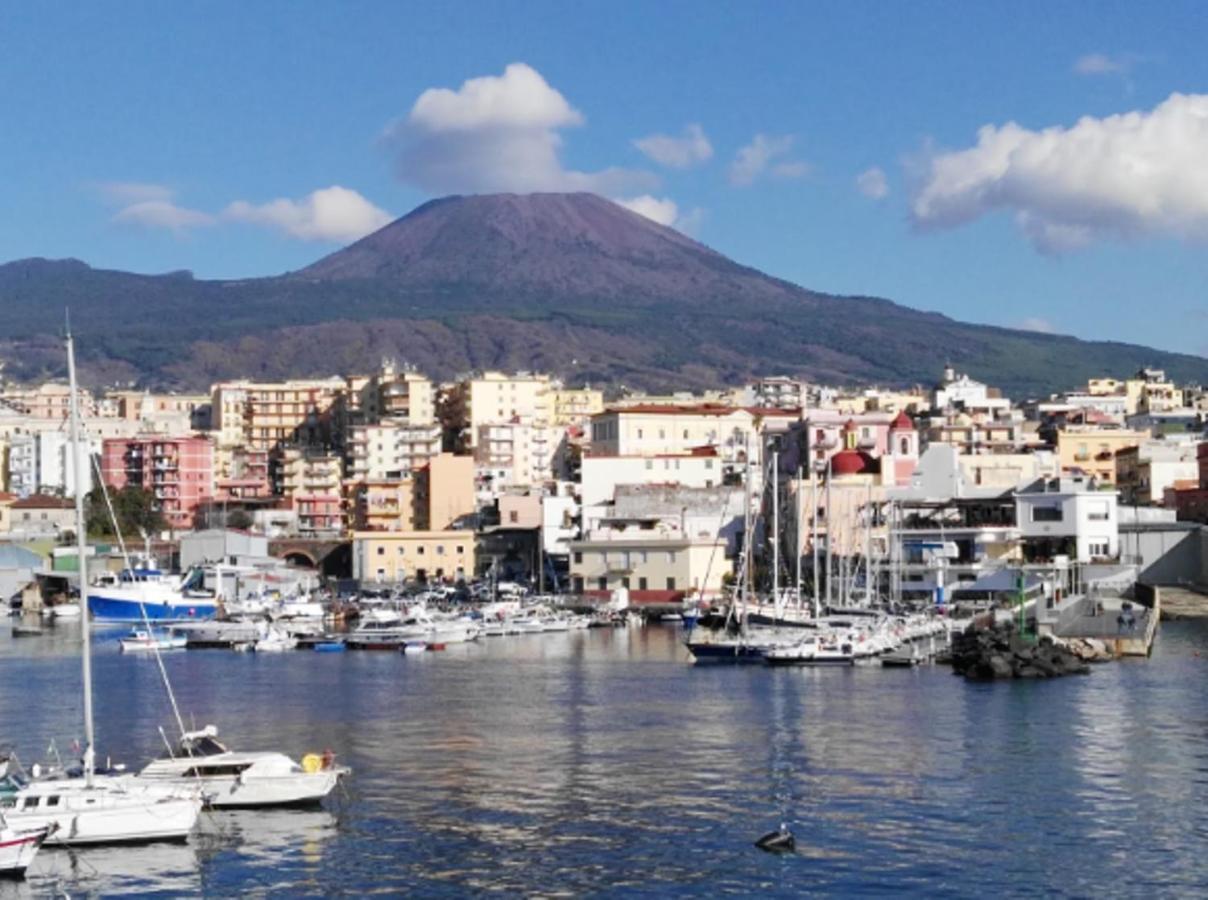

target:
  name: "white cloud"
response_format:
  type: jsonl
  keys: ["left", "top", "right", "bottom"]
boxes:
{"left": 615, "top": 195, "right": 706, "bottom": 235}
{"left": 112, "top": 199, "right": 215, "bottom": 232}
{"left": 1019, "top": 317, "right": 1057, "bottom": 334}
{"left": 1074, "top": 53, "right": 1133, "bottom": 76}
{"left": 729, "top": 134, "right": 809, "bottom": 186}
{"left": 633, "top": 124, "right": 713, "bottom": 168}
{"left": 386, "top": 62, "right": 655, "bottom": 195}
{"left": 224, "top": 186, "right": 393, "bottom": 242}
{"left": 856, "top": 166, "right": 889, "bottom": 199}
{"left": 910, "top": 92, "right": 1208, "bottom": 253}
{"left": 617, "top": 195, "right": 679, "bottom": 226}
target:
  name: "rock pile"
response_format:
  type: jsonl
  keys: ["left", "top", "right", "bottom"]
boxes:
{"left": 951, "top": 624, "right": 1091, "bottom": 680}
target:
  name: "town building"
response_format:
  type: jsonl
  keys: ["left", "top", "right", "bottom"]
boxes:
{"left": 474, "top": 419, "right": 565, "bottom": 498}
{"left": 439, "top": 371, "right": 553, "bottom": 450}
{"left": 1055, "top": 427, "right": 1150, "bottom": 486}
{"left": 352, "top": 530, "right": 476, "bottom": 584}
{"left": 100, "top": 435, "right": 215, "bottom": 530}
{"left": 550, "top": 386, "right": 605, "bottom": 426}
{"left": 345, "top": 421, "right": 442, "bottom": 481}
{"left": 0, "top": 383, "right": 95, "bottom": 420}
{"left": 1015, "top": 475, "right": 1119, "bottom": 563}
{"left": 7, "top": 494, "right": 76, "bottom": 538}
{"left": 1115, "top": 440, "right": 1201, "bottom": 506}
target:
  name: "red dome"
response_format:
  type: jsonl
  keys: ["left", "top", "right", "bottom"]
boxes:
{"left": 890, "top": 411, "right": 913, "bottom": 431}
{"left": 830, "top": 449, "right": 875, "bottom": 476}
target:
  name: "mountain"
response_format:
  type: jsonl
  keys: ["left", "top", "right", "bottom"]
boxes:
{"left": 0, "top": 192, "right": 1205, "bottom": 396}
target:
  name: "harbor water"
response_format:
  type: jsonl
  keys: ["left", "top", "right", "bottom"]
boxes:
{"left": 3, "top": 620, "right": 1208, "bottom": 897}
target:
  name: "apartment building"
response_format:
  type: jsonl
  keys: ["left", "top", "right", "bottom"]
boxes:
{"left": 101, "top": 435, "right": 215, "bottom": 530}
{"left": 1055, "top": 427, "right": 1149, "bottom": 486}
{"left": 353, "top": 530, "right": 476, "bottom": 584}
{"left": 550, "top": 386, "right": 605, "bottom": 426}
{"left": 351, "top": 453, "right": 475, "bottom": 532}
{"left": 440, "top": 372, "right": 553, "bottom": 450}
{"left": 1116, "top": 440, "right": 1201, "bottom": 506}
{"left": 0, "top": 383, "right": 95, "bottom": 420}
{"left": 211, "top": 378, "right": 344, "bottom": 457}
{"left": 1015, "top": 475, "right": 1119, "bottom": 562}
{"left": 474, "top": 420, "right": 563, "bottom": 496}
{"left": 345, "top": 421, "right": 442, "bottom": 481}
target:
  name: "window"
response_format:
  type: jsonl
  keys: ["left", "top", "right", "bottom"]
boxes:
{"left": 659, "top": 429, "right": 666, "bottom": 439}
{"left": 377, "top": 546, "right": 385, "bottom": 556}
{"left": 683, "top": 430, "right": 689, "bottom": 439}
{"left": 456, "top": 545, "right": 465, "bottom": 554}
{"left": 666, "top": 577, "right": 676, "bottom": 590}
{"left": 417, "top": 546, "right": 425, "bottom": 555}
{"left": 639, "top": 577, "right": 648, "bottom": 590}
{"left": 900, "top": 437, "right": 910, "bottom": 454}
{"left": 436, "top": 545, "right": 445, "bottom": 555}
{"left": 666, "top": 551, "right": 677, "bottom": 563}
{"left": 645, "top": 460, "right": 653, "bottom": 470}
{"left": 597, "top": 577, "right": 607, "bottom": 591}
{"left": 1031, "top": 506, "right": 1063, "bottom": 523}
{"left": 509, "top": 511, "right": 519, "bottom": 523}
{"left": 573, "top": 551, "right": 583, "bottom": 564}
{"left": 1087, "top": 501, "right": 1110, "bottom": 522}
{"left": 621, "top": 577, "right": 630, "bottom": 589}
{"left": 637, "top": 428, "right": 644, "bottom": 439}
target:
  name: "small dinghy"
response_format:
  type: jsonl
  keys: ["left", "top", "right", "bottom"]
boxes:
{"left": 313, "top": 641, "right": 345, "bottom": 653}
{"left": 119, "top": 628, "right": 187, "bottom": 653}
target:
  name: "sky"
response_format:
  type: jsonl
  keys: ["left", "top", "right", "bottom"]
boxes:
{"left": 1, "top": 1, "right": 1207, "bottom": 357}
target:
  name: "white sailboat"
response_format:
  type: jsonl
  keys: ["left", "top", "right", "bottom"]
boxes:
{"left": 1, "top": 328, "right": 203, "bottom": 846}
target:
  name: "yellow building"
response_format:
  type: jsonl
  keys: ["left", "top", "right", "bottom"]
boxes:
{"left": 440, "top": 371, "right": 553, "bottom": 450}
{"left": 1055, "top": 427, "right": 1150, "bottom": 486}
{"left": 550, "top": 387, "right": 605, "bottom": 426}
{"left": 350, "top": 452, "right": 475, "bottom": 533}
{"left": 353, "top": 530, "right": 476, "bottom": 584}
{"left": 354, "top": 479, "right": 418, "bottom": 532}
{"left": 211, "top": 378, "right": 345, "bottom": 455}
{"left": 569, "top": 536, "right": 730, "bottom": 601}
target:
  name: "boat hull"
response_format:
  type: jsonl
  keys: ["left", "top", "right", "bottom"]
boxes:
{"left": 0, "top": 828, "right": 48, "bottom": 877}
{"left": 5, "top": 793, "right": 201, "bottom": 846}
{"left": 89, "top": 594, "right": 217, "bottom": 624}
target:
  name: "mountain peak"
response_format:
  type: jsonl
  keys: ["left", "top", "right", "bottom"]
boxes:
{"left": 297, "top": 192, "right": 722, "bottom": 283}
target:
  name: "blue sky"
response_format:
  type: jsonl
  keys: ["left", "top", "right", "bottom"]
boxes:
{"left": 2, "top": 1, "right": 1206, "bottom": 356}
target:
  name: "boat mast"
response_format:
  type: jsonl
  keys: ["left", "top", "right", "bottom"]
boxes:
{"left": 66, "top": 324, "right": 95, "bottom": 787}
{"left": 825, "top": 457, "right": 832, "bottom": 612}
{"left": 864, "top": 482, "right": 873, "bottom": 607}
{"left": 811, "top": 465, "right": 819, "bottom": 619}
{"left": 794, "top": 458, "right": 802, "bottom": 613}
{"left": 771, "top": 439, "right": 779, "bottom": 610}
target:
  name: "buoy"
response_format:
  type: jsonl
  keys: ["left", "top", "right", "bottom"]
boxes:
{"left": 755, "top": 823, "right": 795, "bottom": 854}
{"left": 301, "top": 753, "right": 323, "bottom": 774}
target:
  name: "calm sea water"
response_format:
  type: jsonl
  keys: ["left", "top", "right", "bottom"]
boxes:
{"left": 2, "top": 619, "right": 1208, "bottom": 898}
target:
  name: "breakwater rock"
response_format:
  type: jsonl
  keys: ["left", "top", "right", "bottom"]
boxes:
{"left": 952, "top": 625, "right": 1091, "bottom": 680}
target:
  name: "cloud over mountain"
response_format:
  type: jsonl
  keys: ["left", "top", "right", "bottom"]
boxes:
{"left": 910, "top": 93, "right": 1208, "bottom": 253}
{"left": 385, "top": 63, "right": 655, "bottom": 195}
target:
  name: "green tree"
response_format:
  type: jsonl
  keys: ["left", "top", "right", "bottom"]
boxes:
{"left": 85, "top": 486, "right": 166, "bottom": 538}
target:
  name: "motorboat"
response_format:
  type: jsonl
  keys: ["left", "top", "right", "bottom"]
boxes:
{"left": 253, "top": 628, "right": 298, "bottom": 652}
{"left": 136, "top": 726, "right": 349, "bottom": 809}
{"left": 42, "top": 602, "right": 82, "bottom": 620}
{"left": 0, "top": 811, "right": 51, "bottom": 877}
{"left": 119, "top": 629, "right": 187, "bottom": 653}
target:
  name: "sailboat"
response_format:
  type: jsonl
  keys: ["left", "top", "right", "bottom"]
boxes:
{"left": 1, "top": 327, "right": 203, "bottom": 846}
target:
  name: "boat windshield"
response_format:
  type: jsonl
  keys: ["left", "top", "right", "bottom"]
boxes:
{"left": 177, "top": 735, "right": 228, "bottom": 757}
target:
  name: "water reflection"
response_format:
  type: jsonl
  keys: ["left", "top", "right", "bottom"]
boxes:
{"left": 3, "top": 620, "right": 1208, "bottom": 895}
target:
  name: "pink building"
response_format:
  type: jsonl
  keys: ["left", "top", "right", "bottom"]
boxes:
{"left": 788, "top": 411, "right": 918, "bottom": 486}
{"left": 101, "top": 435, "right": 215, "bottom": 530}
{"left": 294, "top": 494, "right": 343, "bottom": 535}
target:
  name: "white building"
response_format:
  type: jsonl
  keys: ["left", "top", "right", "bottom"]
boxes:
{"left": 474, "top": 420, "right": 564, "bottom": 498}
{"left": 345, "top": 421, "right": 442, "bottom": 481}
{"left": 6, "top": 431, "right": 95, "bottom": 498}
{"left": 1015, "top": 475, "right": 1119, "bottom": 563}
{"left": 932, "top": 366, "right": 1011, "bottom": 416}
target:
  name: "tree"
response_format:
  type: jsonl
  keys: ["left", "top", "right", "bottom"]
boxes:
{"left": 226, "top": 509, "right": 254, "bottom": 531}
{"left": 85, "top": 486, "right": 166, "bottom": 538}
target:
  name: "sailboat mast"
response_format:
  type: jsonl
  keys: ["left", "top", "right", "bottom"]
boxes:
{"left": 811, "top": 466, "right": 819, "bottom": 619}
{"left": 772, "top": 441, "right": 779, "bottom": 609}
{"left": 825, "top": 458, "right": 832, "bottom": 612}
{"left": 794, "top": 460, "right": 802, "bottom": 612}
{"left": 66, "top": 327, "right": 95, "bottom": 786}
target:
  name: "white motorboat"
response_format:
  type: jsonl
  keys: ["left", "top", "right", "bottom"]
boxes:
{"left": 253, "top": 628, "right": 298, "bottom": 652}
{"left": 119, "top": 629, "right": 187, "bottom": 653}
{"left": 137, "top": 726, "right": 348, "bottom": 808}
{"left": 0, "top": 812, "right": 51, "bottom": 877}
{"left": 43, "top": 602, "right": 82, "bottom": 620}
